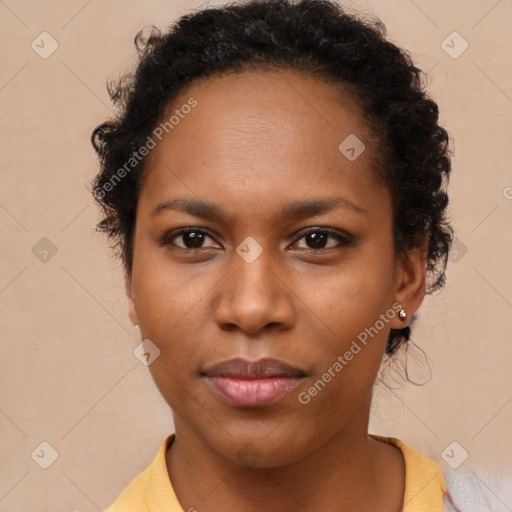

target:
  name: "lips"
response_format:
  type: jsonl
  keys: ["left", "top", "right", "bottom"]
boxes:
{"left": 204, "top": 357, "right": 306, "bottom": 379}
{"left": 203, "top": 357, "right": 306, "bottom": 407}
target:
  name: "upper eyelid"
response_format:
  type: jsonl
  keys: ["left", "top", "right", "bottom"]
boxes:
{"left": 291, "top": 228, "right": 353, "bottom": 249}
{"left": 160, "top": 227, "right": 219, "bottom": 248}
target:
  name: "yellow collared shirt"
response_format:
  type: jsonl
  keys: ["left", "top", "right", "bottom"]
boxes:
{"left": 104, "top": 433, "right": 447, "bottom": 512}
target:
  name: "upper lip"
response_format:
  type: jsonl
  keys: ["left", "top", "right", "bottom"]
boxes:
{"left": 203, "top": 357, "right": 306, "bottom": 379}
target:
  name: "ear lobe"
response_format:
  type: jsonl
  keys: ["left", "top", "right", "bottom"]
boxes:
{"left": 391, "top": 241, "right": 428, "bottom": 329}
{"left": 125, "top": 272, "right": 139, "bottom": 327}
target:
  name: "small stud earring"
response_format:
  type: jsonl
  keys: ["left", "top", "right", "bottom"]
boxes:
{"left": 399, "top": 308, "right": 407, "bottom": 321}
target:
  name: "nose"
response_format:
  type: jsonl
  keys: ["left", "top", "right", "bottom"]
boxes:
{"left": 213, "top": 245, "right": 296, "bottom": 335}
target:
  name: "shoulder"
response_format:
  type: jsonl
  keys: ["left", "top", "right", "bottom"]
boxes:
{"left": 103, "top": 456, "right": 154, "bottom": 512}
{"left": 369, "top": 434, "right": 447, "bottom": 512}
{"left": 104, "top": 434, "right": 178, "bottom": 512}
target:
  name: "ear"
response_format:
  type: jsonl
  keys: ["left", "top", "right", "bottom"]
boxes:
{"left": 390, "top": 239, "right": 428, "bottom": 329}
{"left": 125, "top": 271, "right": 139, "bottom": 327}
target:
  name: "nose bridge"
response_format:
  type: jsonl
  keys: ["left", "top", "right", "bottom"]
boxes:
{"left": 231, "top": 236, "right": 278, "bottom": 302}
{"left": 214, "top": 236, "right": 294, "bottom": 333}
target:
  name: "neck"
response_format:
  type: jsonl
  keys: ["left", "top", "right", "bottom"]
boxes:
{"left": 166, "top": 398, "right": 404, "bottom": 511}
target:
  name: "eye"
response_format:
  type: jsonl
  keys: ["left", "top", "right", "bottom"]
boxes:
{"left": 291, "top": 228, "right": 354, "bottom": 252}
{"left": 160, "top": 228, "right": 219, "bottom": 250}
{"left": 160, "top": 227, "right": 354, "bottom": 253}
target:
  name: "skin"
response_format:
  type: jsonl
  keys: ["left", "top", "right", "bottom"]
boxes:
{"left": 124, "top": 69, "right": 428, "bottom": 511}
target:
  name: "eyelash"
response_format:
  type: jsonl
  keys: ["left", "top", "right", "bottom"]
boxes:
{"left": 160, "top": 227, "right": 354, "bottom": 253}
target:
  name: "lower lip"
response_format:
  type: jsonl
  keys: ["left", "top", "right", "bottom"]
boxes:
{"left": 206, "top": 376, "right": 303, "bottom": 407}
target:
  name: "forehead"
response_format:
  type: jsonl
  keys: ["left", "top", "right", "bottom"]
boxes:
{"left": 138, "top": 69, "right": 388, "bottom": 223}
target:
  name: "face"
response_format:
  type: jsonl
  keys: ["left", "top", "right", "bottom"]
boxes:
{"left": 126, "top": 69, "right": 426, "bottom": 467}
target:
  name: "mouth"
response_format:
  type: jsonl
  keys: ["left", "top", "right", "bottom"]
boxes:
{"left": 202, "top": 357, "right": 306, "bottom": 407}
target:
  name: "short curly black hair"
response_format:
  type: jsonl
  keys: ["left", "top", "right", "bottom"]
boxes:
{"left": 90, "top": 0, "right": 453, "bottom": 356}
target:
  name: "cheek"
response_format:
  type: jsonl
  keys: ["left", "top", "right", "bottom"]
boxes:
{"left": 131, "top": 284, "right": 203, "bottom": 400}
{"left": 295, "top": 263, "right": 394, "bottom": 407}
{"left": 290, "top": 338, "right": 385, "bottom": 449}
{"left": 132, "top": 248, "right": 208, "bottom": 333}
{"left": 303, "top": 260, "right": 393, "bottom": 341}
{"left": 296, "top": 314, "right": 389, "bottom": 431}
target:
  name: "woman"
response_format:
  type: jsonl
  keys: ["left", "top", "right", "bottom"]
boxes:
{"left": 90, "top": 0, "right": 458, "bottom": 510}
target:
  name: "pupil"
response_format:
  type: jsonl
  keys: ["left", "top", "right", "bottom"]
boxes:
{"left": 185, "top": 232, "right": 203, "bottom": 248}
{"left": 308, "top": 233, "right": 326, "bottom": 249}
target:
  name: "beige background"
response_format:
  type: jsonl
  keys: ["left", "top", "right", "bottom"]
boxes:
{"left": 1, "top": 0, "right": 511, "bottom": 510}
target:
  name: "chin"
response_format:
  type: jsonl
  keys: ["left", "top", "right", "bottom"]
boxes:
{"left": 206, "top": 427, "right": 315, "bottom": 469}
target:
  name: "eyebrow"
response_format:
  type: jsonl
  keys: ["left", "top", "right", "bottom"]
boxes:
{"left": 151, "top": 197, "right": 368, "bottom": 221}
